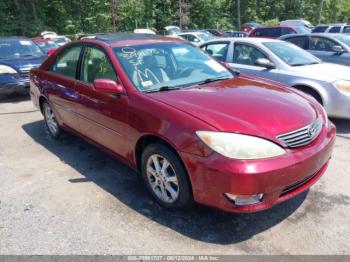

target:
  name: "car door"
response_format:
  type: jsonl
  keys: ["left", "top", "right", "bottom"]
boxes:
{"left": 45, "top": 44, "right": 83, "bottom": 131}
{"left": 229, "top": 42, "right": 282, "bottom": 82}
{"left": 74, "top": 44, "right": 130, "bottom": 159}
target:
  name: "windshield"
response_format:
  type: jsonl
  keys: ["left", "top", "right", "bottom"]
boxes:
{"left": 332, "top": 34, "right": 350, "bottom": 47}
{"left": 264, "top": 41, "right": 319, "bottom": 66}
{"left": 114, "top": 42, "right": 233, "bottom": 92}
{"left": 34, "top": 40, "right": 59, "bottom": 52}
{"left": 0, "top": 39, "right": 44, "bottom": 59}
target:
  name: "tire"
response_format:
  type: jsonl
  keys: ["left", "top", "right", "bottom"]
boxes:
{"left": 43, "top": 101, "right": 61, "bottom": 139}
{"left": 141, "top": 143, "right": 193, "bottom": 209}
{"left": 295, "top": 86, "right": 323, "bottom": 105}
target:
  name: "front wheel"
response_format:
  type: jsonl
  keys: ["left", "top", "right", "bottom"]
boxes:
{"left": 43, "top": 101, "right": 61, "bottom": 139}
{"left": 141, "top": 143, "right": 193, "bottom": 209}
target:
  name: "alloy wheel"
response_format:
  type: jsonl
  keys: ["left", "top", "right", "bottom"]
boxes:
{"left": 146, "top": 154, "right": 179, "bottom": 204}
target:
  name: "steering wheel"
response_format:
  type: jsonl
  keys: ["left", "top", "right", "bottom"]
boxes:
{"left": 177, "top": 67, "right": 193, "bottom": 78}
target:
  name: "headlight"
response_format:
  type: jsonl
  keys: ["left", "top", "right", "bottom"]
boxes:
{"left": 334, "top": 80, "right": 350, "bottom": 96}
{"left": 196, "top": 131, "right": 285, "bottom": 160}
{"left": 0, "top": 65, "right": 17, "bottom": 74}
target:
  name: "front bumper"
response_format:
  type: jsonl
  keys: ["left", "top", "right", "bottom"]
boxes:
{"left": 0, "top": 74, "right": 30, "bottom": 97}
{"left": 180, "top": 123, "right": 336, "bottom": 213}
{"left": 324, "top": 87, "right": 350, "bottom": 119}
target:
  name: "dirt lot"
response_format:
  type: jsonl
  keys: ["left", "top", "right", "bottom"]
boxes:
{"left": 0, "top": 98, "right": 349, "bottom": 255}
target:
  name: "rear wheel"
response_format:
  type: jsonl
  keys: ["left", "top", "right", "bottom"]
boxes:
{"left": 43, "top": 101, "right": 61, "bottom": 139}
{"left": 141, "top": 143, "right": 193, "bottom": 209}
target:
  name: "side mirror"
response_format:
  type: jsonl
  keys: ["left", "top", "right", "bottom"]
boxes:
{"left": 255, "top": 58, "right": 276, "bottom": 69}
{"left": 93, "top": 78, "right": 125, "bottom": 95}
{"left": 332, "top": 45, "right": 344, "bottom": 54}
{"left": 206, "top": 49, "right": 213, "bottom": 55}
{"left": 193, "top": 38, "right": 200, "bottom": 43}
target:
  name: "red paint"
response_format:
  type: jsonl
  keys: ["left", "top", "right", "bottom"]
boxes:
{"left": 30, "top": 37, "right": 336, "bottom": 213}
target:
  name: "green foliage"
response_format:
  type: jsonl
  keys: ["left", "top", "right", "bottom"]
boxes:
{"left": 0, "top": 0, "right": 349, "bottom": 37}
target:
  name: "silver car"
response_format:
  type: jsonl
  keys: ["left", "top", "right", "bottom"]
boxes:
{"left": 200, "top": 38, "right": 350, "bottom": 119}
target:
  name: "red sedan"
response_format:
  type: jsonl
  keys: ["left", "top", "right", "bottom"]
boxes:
{"left": 30, "top": 34, "right": 335, "bottom": 213}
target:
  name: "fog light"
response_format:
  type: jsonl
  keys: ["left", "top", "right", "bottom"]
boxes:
{"left": 224, "top": 193, "right": 264, "bottom": 206}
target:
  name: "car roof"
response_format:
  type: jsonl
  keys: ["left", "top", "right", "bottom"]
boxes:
{"left": 81, "top": 33, "right": 185, "bottom": 47}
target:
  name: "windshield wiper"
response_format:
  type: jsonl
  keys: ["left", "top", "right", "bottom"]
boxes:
{"left": 145, "top": 86, "right": 180, "bottom": 93}
{"left": 197, "top": 76, "right": 232, "bottom": 85}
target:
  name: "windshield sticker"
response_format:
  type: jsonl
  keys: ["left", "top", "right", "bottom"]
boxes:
{"left": 19, "top": 41, "right": 32, "bottom": 46}
{"left": 141, "top": 80, "right": 153, "bottom": 88}
{"left": 204, "top": 60, "right": 226, "bottom": 72}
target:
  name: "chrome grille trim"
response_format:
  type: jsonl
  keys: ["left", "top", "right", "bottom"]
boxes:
{"left": 277, "top": 118, "right": 322, "bottom": 148}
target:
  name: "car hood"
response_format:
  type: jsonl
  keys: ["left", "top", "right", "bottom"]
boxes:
{"left": 0, "top": 56, "right": 45, "bottom": 73}
{"left": 149, "top": 76, "right": 318, "bottom": 140}
{"left": 291, "top": 62, "right": 350, "bottom": 81}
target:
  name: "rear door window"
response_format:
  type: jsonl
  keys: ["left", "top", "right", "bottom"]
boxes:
{"left": 49, "top": 45, "right": 82, "bottom": 78}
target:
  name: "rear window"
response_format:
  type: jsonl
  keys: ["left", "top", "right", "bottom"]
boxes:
{"left": 312, "top": 26, "right": 328, "bottom": 33}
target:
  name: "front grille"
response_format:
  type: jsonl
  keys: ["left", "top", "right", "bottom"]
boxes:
{"left": 276, "top": 118, "right": 322, "bottom": 148}
{"left": 280, "top": 172, "right": 317, "bottom": 197}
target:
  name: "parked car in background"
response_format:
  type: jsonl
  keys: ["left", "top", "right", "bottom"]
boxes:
{"left": 30, "top": 33, "right": 335, "bottom": 213}
{"left": 200, "top": 38, "right": 350, "bottom": 119}
{"left": 280, "top": 19, "right": 314, "bottom": 31}
{"left": 280, "top": 33, "right": 350, "bottom": 67}
{"left": 248, "top": 26, "right": 309, "bottom": 39}
{"left": 164, "top": 26, "right": 181, "bottom": 36}
{"left": 176, "top": 31, "right": 215, "bottom": 45}
{"left": 312, "top": 23, "right": 350, "bottom": 33}
{"left": 241, "top": 21, "right": 262, "bottom": 32}
{"left": 42, "top": 32, "right": 71, "bottom": 47}
{"left": 32, "top": 38, "right": 59, "bottom": 56}
{"left": 134, "top": 28, "right": 156, "bottom": 35}
{"left": 0, "top": 37, "right": 45, "bottom": 97}
{"left": 48, "top": 36, "right": 71, "bottom": 46}
{"left": 223, "top": 31, "right": 248, "bottom": 38}
{"left": 205, "top": 29, "right": 225, "bottom": 37}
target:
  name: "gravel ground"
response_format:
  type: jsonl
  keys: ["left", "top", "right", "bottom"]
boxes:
{"left": 0, "top": 98, "right": 349, "bottom": 255}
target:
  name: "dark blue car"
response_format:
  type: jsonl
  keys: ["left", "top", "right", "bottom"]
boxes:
{"left": 0, "top": 37, "right": 46, "bottom": 98}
